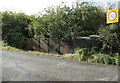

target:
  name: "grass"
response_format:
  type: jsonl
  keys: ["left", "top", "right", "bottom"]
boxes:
{"left": 1, "top": 46, "right": 120, "bottom": 66}
{"left": 0, "top": 45, "right": 58, "bottom": 59}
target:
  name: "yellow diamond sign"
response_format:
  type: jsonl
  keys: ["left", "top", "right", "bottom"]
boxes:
{"left": 107, "top": 8, "right": 119, "bottom": 24}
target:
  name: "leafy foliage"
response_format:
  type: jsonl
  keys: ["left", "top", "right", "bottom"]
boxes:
{"left": 91, "top": 53, "right": 112, "bottom": 64}
{"left": 1, "top": 1, "right": 119, "bottom": 65}
{"left": 99, "top": 24, "right": 120, "bottom": 54}
{"left": 2, "top": 11, "right": 32, "bottom": 49}
{"left": 64, "top": 48, "right": 120, "bottom": 65}
{"left": 28, "top": 2, "right": 105, "bottom": 40}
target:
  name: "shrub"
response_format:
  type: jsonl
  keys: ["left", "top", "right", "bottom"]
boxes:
{"left": 64, "top": 48, "right": 90, "bottom": 61}
{"left": 99, "top": 24, "right": 120, "bottom": 54}
{"left": 2, "top": 11, "right": 32, "bottom": 49}
{"left": 91, "top": 53, "right": 112, "bottom": 64}
{"left": 103, "top": 55, "right": 112, "bottom": 64}
{"left": 91, "top": 53, "right": 104, "bottom": 63}
{"left": 111, "top": 53, "right": 120, "bottom": 65}
{"left": 75, "top": 48, "right": 90, "bottom": 61}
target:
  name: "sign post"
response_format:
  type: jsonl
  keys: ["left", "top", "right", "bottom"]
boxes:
{"left": 107, "top": 8, "right": 119, "bottom": 24}
{"left": 107, "top": 8, "right": 119, "bottom": 32}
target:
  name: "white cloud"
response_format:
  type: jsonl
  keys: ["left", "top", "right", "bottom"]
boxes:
{"left": 0, "top": 0, "right": 119, "bottom": 15}
{"left": 0, "top": 0, "right": 76, "bottom": 15}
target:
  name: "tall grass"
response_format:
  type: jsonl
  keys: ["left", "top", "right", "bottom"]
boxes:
{"left": 64, "top": 48, "right": 120, "bottom": 65}
{"left": 1, "top": 45, "right": 120, "bottom": 65}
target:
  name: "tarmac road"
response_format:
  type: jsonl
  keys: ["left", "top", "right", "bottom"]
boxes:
{"left": 1, "top": 50, "right": 119, "bottom": 81}
{"left": 0, "top": 50, "right": 2, "bottom": 82}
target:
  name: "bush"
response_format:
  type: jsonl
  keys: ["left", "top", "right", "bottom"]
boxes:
{"left": 3, "top": 30, "right": 26, "bottom": 49}
{"left": 91, "top": 53, "right": 104, "bottom": 63}
{"left": 75, "top": 48, "right": 91, "bottom": 61}
{"left": 2, "top": 11, "right": 32, "bottom": 49}
{"left": 99, "top": 24, "right": 120, "bottom": 54}
{"left": 62, "top": 48, "right": 119, "bottom": 65}
{"left": 111, "top": 53, "right": 120, "bottom": 65}
{"left": 91, "top": 53, "right": 112, "bottom": 64}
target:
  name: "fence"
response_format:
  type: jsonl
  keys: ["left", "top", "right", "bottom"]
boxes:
{"left": 25, "top": 38, "right": 73, "bottom": 55}
{"left": 25, "top": 37, "right": 99, "bottom": 55}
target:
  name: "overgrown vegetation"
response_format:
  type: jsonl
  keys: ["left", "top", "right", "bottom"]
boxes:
{"left": 64, "top": 48, "right": 120, "bottom": 65}
{"left": 99, "top": 24, "right": 120, "bottom": 54}
{"left": 2, "top": 12, "right": 33, "bottom": 49}
{"left": 1, "top": 1, "right": 120, "bottom": 65}
{"left": 1, "top": 46, "right": 119, "bottom": 65}
{"left": 28, "top": 2, "right": 105, "bottom": 40}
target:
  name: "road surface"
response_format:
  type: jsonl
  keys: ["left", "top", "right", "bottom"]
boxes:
{"left": 1, "top": 50, "right": 119, "bottom": 81}
{"left": 0, "top": 50, "right": 2, "bottom": 82}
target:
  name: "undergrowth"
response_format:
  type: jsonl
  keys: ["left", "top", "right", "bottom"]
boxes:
{"left": 1, "top": 46, "right": 120, "bottom": 65}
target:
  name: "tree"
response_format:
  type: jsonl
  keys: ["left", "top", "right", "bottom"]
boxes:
{"left": 28, "top": 1, "right": 106, "bottom": 40}
{"left": 2, "top": 11, "right": 32, "bottom": 49}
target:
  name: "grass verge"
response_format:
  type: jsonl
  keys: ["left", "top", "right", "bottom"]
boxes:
{"left": 1, "top": 46, "right": 119, "bottom": 66}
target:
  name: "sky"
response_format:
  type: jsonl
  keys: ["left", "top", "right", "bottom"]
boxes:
{"left": 0, "top": 0, "right": 119, "bottom": 15}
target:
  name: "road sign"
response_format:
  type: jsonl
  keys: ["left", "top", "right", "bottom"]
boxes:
{"left": 107, "top": 8, "right": 119, "bottom": 24}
